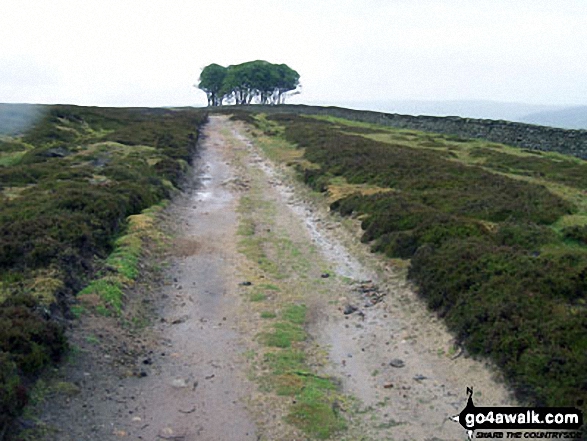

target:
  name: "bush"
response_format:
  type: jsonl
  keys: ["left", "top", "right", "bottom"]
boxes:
{"left": 495, "top": 222, "right": 556, "bottom": 250}
{"left": 409, "top": 238, "right": 587, "bottom": 407}
{"left": 0, "top": 352, "right": 26, "bottom": 435}
{"left": 563, "top": 225, "right": 587, "bottom": 245}
{"left": 0, "top": 295, "right": 67, "bottom": 431}
{"left": 0, "top": 296, "right": 66, "bottom": 374}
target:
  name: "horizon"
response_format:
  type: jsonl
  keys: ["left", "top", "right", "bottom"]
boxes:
{"left": 0, "top": 93, "right": 585, "bottom": 114}
{"left": 2, "top": 100, "right": 587, "bottom": 133}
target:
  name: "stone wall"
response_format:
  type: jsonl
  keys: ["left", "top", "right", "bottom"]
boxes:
{"left": 230, "top": 104, "right": 587, "bottom": 160}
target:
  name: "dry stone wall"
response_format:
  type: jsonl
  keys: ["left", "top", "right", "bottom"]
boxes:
{"left": 237, "top": 104, "right": 587, "bottom": 159}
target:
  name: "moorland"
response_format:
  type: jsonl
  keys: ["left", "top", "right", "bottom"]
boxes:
{"left": 230, "top": 110, "right": 587, "bottom": 416}
{"left": 1, "top": 103, "right": 586, "bottom": 438}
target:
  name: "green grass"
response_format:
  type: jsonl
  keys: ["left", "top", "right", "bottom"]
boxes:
{"left": 261, "top": 321, "right": 306, "bottom": 348}
{"left": 258, "top": 283, "right": 280, "bottom": 291}
{"left": 0, "top": 150, "right": 28, "bottom": 167}
{"left": 265, "top": 348, "right": 307, "bottom": 374}
{"left": 250, "top": 292, "right": 267, "bottom": 302}
{"left": 287, "top": 377, "right": 347, "bottom": 439}
{"left": 69, "top": 305, "right": 85, "bottom": 318}
{"left": 282, "top": 304, "right": 307, "bottom": 324}
{"left": 227, "top": 114, "right": 350, "bottom": 438}
{"left": 78, "top": 279, "right": 124, "bottom": 314}
{"left": 84, "top": 335, "right": 100, "bottom": 345}
{"left": 257, "top": 303, "right": 346, "bottom": 438}
{"left": 76, "top": 202, "right": 167, "bottom": 315}
{"left": 261, "top": 304, "right": 308, "bottom": 347}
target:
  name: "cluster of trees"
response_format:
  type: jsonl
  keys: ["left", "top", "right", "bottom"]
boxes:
{"left": 197, "top": 60, "right": 300, "bottom": 106}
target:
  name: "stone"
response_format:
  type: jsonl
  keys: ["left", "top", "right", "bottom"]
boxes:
{"left": 389, "top": 359, "right": 405, "bottom": 368}
{"left": 343, "top": 304, "right": 357, "bottom": 315}
{"left": 171, "top": 378, "right": 188, "bottom": 388}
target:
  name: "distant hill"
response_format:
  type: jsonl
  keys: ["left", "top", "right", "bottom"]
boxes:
{"left": 0, "top": 103, "right": 46, "bottom": 135}
{"left": 318, "top": 99, "right": 587, "bottom": 130}
{"left": 520, "top": 106, "right": 587, "bottom": 130}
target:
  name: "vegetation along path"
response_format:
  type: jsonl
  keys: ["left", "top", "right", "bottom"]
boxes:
{"left": 31, "top": 115, "right": 514, "bottom": 440}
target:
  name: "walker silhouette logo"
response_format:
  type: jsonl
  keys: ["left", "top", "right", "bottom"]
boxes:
{"left": 449, "top": 388, "right": 583, "bottom": 440}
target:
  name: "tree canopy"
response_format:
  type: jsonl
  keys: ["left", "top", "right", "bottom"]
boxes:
{"left": 197, "top": 61, "right": 300, "bottom": 106}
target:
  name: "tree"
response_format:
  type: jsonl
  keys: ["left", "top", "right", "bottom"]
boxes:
{"left": 272, "top": 63, "right": 300, "bottom": 104}
{"left": 197, "top": 61, "right": 300, "bottom": 106}
{"left": 197, "top": 64, "right": 226, "bottom": 106}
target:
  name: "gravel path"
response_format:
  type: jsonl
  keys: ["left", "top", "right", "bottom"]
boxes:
{"left": 27, "top": 115, "right": 514, "bottom": 441}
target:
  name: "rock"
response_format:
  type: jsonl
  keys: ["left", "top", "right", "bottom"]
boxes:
{"left": 158, "top": 427, "right": 187, "bottom": 440}
{"left": 90, "top": 157, "right": 109, "bottom": 167}
{"left": 343, "top": 304, "right": 358, "bottom": 315}
{"left": 43, "top": 147, "right": 70, "bottom": 158}
{"left": 171, "top": 315, "right": 188, "bottom": 325}
{"left": 389, "top": 359, "right": 405, "bottom": 368}
{"left": 450, "top": 346, "right": 464, "bottom": 360}
{"left": 413, "top": 374, "right": 427, "bottom": 381}
{"left": 171, "top": 378, "right": 188, "bottom": 388}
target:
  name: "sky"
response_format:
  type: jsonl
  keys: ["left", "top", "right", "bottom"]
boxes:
{"left": 1, "top": 0, "right": 587, "bottom": 109}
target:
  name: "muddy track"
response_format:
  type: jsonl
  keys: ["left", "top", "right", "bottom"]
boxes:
{"left": 28, "top": 115, "right": 514, "bottom": 441}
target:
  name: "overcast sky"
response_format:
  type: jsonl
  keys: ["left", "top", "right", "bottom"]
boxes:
{"left": 1, "top": 0, "right": 587, "bottom": 108}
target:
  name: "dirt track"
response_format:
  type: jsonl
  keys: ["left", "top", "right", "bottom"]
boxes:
{"left": 29, "top": 115, "right": 514, "bottom": 441}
